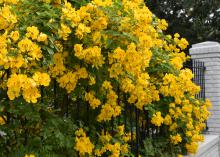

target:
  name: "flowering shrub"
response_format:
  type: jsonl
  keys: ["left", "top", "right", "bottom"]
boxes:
{"left": 0, "top": 0, "right": 211, "bottom": 156}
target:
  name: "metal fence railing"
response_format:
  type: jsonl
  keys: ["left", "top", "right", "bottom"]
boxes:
{"left": 1, "top": 59, "right": 206, "bottom": 157}
{"left": 184, "top": 59, "right": 206, "bottom": 100}
{"left": 71, "top": 58, "right": 206, "bottom": 157}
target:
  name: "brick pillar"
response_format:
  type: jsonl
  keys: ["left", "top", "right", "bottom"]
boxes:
{"left": 189, "top": 41, "right": 220, "bottom": 134}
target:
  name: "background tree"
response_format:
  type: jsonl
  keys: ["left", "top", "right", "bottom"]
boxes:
{"left": 145, "top": 0, "right": 220, "bottom": 45}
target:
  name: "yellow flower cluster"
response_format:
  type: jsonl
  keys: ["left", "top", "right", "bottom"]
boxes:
{"left": 95, "top": 142, "right": 122, "bottom": 157}
{"left": 7, "top": 73, "right": 50, "bottom": 103}
{"left": 74, "top": 128, "right": 94, "bottom": 156}
{"left": 174, "top": 33, "right": 189, "bottom": 50}
{"left": 0, "top": 5, "right": 17, "bottom": 30}
{"left": 58, "top": 67, "right": 88, "bottom": 93}
{"left": 74, "top": 44, "right": 104, "bottom": 68}
{"left": 151, "top": 112, "right": 164, "bottom": 127}
{"left": 33, "top": 72, "right": 51, "bottom": 87}
{"left": 24, "top": 154, "right": 35, "bottom": 157}
{"left": 170, "top": 134, "right": 182, "bottom": 145}
{"left": 98, "top": 81, "right": 121, "bottom": 121}
{"left": 50, "top": 52, "right": 66, "bottom": 77}
{"left": 95, "top": 129, "right": 129, "bottom": 157}
{"left": 159, "top": 73, "right": 210, "bottom": 153}
{"left": 157, "top": 19, "right": 168, "bottom": 30}
{"left": 58, "top": 23, "right": 71, "bottom": 40}
{"left": 85, "top": 91, "right": 101, "bottom": 109}
{"left": 0, "top": 116, "right": 6, "bottom": 125}
{"left": 75, "top": 23, "right": 91, "bottom": 40}
{"left": 0, "top": 32, "right": 22, "bottom": 69}
{"left": 61, "top": 0, "right": 80, "bottom": 28}
{"left": 0, "top": 0, "right": 212, "bottom": 156}
{"left": 185, "top": 142, "right": 199, "bottom": 154}
{"left": 18, "top": 38, "right": 42, "bottom": 61}
{"left": 10, "top": 31, "right": 19, "bottom": 42}
{"left": 26, "top": 26, "right": 39, "bottom": 40}
{"left": 59, "top": 0, "right": 210, "bottom": 154}
{"left": 170, "top": 52, "right": 188, "bottom": 70}
{"left": 160, "top": 69, "right": 200, "bottom": 103}
{"left": 164, "top": 33, "right": 189, "bottom": 55}
{"left": 164, "top": 114, "right": 172, "bottom": 125}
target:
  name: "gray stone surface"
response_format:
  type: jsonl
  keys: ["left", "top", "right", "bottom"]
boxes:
{"left": 189, "top": 42, "right": 220, "bottom": 136}
{"left": 189, "top": 42, "right": 220, "bottom": 157}
{"left": 185, "top": 135, "right": 219, "bottom": 157}
{"left": 190, "top": 41, "right": 220, "bottom": 55}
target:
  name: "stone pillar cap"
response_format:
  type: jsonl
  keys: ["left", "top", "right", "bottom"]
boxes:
{"left": 190, "top": 41, "right": 220, "bottom": 55}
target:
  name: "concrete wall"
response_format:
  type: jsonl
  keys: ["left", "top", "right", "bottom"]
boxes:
{"left": 186, "top": 135, "right": 219, "bottom": 157}
{"left": 189, "top": 41, "right": 220, "bottom": 134}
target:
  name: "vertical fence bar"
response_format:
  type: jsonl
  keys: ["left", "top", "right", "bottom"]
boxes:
{"left": 135, "top": 108, "right": 140, "bottom": 157}
{"left": 200, "top": 61, "right": 202, "bottom": 98}
{"left": 145, "top": 110, "right": 149, "bottom": 137}
{"left": 76, "top": 97, "right": 80, "bottom": 123}
{"left": 129, "top": 105, "right": 134, "bottom": 152}
{"left": 6, "top": 69, "right": 11, "bottom": 124}
{"left": 53, "top": 79, "right": 58, "bottom": 109}
{"left": 117, "top": 86, "right": 121, "bottom": 126}
{"left": 184, "top": 59, "right": 206, "bottom": 100}
{"left": 66, "top": 94, "right": 69, "bottom": 117}
{"left": 111, "top": 118, "right": 114, "bottom": 135}
{"left": 86, "top": 102, "right": 89, "bottom": 125}
{"left": 41, "top": 86, "right": 44, "bottom": 103}
{"left": 195, "top": 60, "right": 198, "bottom": 99}
{"left": 124, "top": 94, "right": 127, "bottom": 131}
{"left": 198, "top": 61, "right": 201, "bottom": 98}
{"left": 202, "top": 62, "right": 206, "bottom": 99}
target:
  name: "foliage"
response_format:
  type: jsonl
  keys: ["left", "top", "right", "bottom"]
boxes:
{"left": 0, "top": 0, "right": 211, "bottom": 157}
{"left": 141, "top": 137, "right": 182, "bottom": 157}
{"left": 145, "top": 0, "right": 220, "bottom": 45}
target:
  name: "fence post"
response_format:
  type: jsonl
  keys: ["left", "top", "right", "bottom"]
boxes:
{"left": 189, "top": 41, "right": 220, "bottom": 134}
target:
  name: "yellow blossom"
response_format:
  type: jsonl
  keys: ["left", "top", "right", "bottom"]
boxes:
{"left": 170, "top": 134, "right": 182, "bottom": 145}
{"left": 185, "top": 142, "right": 198, "bottom": 154}
{"left": 75, "top": 23, "right": 91, "bottom": 39}
{"left": 85, "top": 91, "right": 101, "bottom": 109}
{"left": 58, "top": 23, "right": 71, "bottom": 40}
{"left": 33, "top": 72, "right": 51, "bottom": 86}
{"left": 10, "top": 31, "right": 19, "bottom": 41}
{"left": 25, "top": 154, "right": 35, "bottom": 157}
{"left": 151, "top": 112, "right": 164, "bottom": 127}
{"left": 0, "top": 116, "right": 6, "bottom": 125}
{"left": 26, "top": 26, "right": 39, "bottom": 40}
{"left": 74, "top": 129, "right": 94, "bottom": 156}
{"left": 37, "top": 33, "right": 48, "bottom": 42}
{"left": 164, "top": 114, "right": 172, "bottom": 125}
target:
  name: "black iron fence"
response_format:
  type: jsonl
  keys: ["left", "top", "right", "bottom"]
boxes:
{"left": 184, "top": 59, "right": 206, "bottom": 100}
{"left": 70, "top": 58, "right": 206, "bottom": 157}
{"left": 1, "top": 59, "right": 206, "bottom": 157}
{"left": 54, "top": 58, "right": 206, "bottom": 157}
{"left": 126, "top": 58, "right": 206, "bottom": 156}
